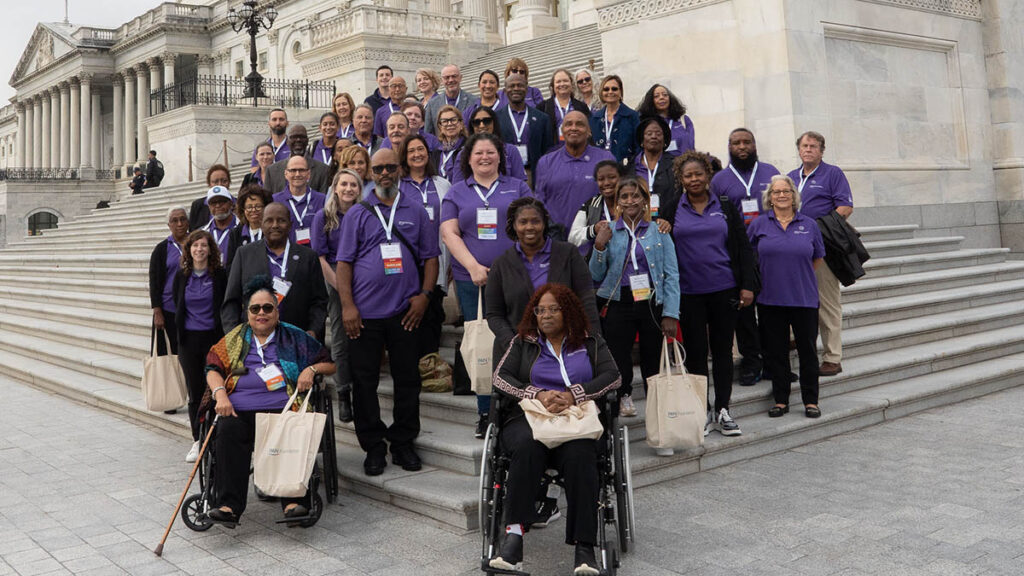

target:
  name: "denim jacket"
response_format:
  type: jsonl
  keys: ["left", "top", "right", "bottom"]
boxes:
{"left": 589, "top": 221, "right": 680, "bottom": 319}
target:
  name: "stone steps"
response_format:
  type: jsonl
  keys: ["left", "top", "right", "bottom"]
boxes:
{"left": 850, "top": 224, "right": 917, "bottom": 242}
{"left": 842, "top": 278, "right": 1024, "bottom": 328}
{"left": 0, "top": 296, "right": 150, "bottom": 337}
{"left": 861, "top": 236, "right": 966, "bottom": 258}
{"left": 841, "top": 261, "right": 1024, "bottom": 303}
{"left": 863, "top": 248, "right": 1011, "bottom": 277}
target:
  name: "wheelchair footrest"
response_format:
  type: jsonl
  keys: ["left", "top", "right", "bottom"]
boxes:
{"left": 480, "top": 560, "right": 530, "bottom": 576}
{"left": 207, "top": 517, "right": 238, "bottom": 530}
{"left": 274, "top": 514, "right": 315, "bottom": 525}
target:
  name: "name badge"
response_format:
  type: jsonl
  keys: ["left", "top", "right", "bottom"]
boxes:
{"left": 629, "top": 274, "right": 651, "bottom": 302}
{"left": 381, "top": 243, "right": 404, "bottom": 275}
{"left": 477, "top": 208, "right": 498, "bottom": 240}
{"left": 272, "top": 276, "right": 292, "bottom": 303}
{"left": 258, "top": 363, "right": 286, "bottom": 391}
{"left": 425, "top": 205, "right": 435, "bottom": 221}
{"left": 650, "top": 195, "right": 661, "bottom": 219}
{"left": 666, "top": 140, "right": 678, "bottom": 152}
{"left": 516, "top": 144, "right": 529, "bottom": 165}
{"left": 741, "top": 199, "right": 759, "bottom": 225}
{"left": 295, "top": 228, "right": 311, "bottom": 244}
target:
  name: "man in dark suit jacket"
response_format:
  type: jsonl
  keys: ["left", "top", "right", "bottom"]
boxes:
{"left": 263, "top": 125, "right": 331, "bottom": 194}
{"left": 497, "top": 73, "right": 554, "bottom": 186}
{"left": 221, "top": 202, "right": 328, "bottom": 341}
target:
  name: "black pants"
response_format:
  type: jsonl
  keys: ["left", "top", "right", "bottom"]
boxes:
{"left": 213, "top": 410, "right": 305, "bottom": 517}
{"left": 735, "top": 304, "right": 762, "bottom": 376}
{"left": 600, "top": 287, "right": 663, "bottom": 398}
{"left": 152, "top": 310, "right": 178, "bottom": 356}
{"left": 759, "top": 304, "right": 819, "bottom": 406}
{"left": 500, "top": 417, "right": 598, "bottom": 546}
{"left": 178, "top": 328, "right": 221, "bottom": 441}
{"left": 416, "top": 288, "right": 446, "bottom": 358}
{"left": 680, "top": 289, "right": 737, "bottom": 413}
{"left": 349, "top": 311, "right": 422, "bottom": 452}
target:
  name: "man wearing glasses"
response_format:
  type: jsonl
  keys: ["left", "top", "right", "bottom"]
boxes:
{"left": 335, "top": 149, "right": 440, "bottom": 477}
{"left": 425, "top": 65, "right": 476, "bottom": 136}
{"left": 272, "top": 155, "right": 327, "bottom": 246}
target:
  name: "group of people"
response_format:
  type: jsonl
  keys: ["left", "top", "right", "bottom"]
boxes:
{"left": 146, "top": 57, "right": 854, "bottom": 575}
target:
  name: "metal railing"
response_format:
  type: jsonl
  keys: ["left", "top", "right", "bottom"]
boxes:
{"left": 151, "top": 74, "right": 337, "bottom": 114}
{"left": 0, "top": 168, "right": 80, "bottom": 181}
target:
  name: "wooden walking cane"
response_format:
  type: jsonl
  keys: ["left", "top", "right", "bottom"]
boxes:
{"left": 155, "top": 415, "right": 219, "bottom": 557}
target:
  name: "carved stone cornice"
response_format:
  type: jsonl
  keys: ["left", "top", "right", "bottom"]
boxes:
{"left": 857, "top": 0, "right": 981, "bottom": 20}
{"left": 147, "top": 56, "right": 162, "bottom": 67}
{"left": 111, "top": 74, "right": 123, "bottom": 87}
{"left": 59, "top": 81, "right": 70, "bottom": 94}
{"left": 302, "top": 47, "right": 446, "bottom": 77}
{"left": 78, "top": 73, "right": 94, "bottom": 85}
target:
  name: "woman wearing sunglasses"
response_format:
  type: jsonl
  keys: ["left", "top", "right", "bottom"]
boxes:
{"left": 205, "top": 275, "right": 335, "bottom": 527}
{"left": 451, "top": 106, "right": 526, "bottom": 184}
{"left": 589, "top": 75, "right": 639, "bottom": 163}
{"left": 574, "top": 69, "right": 600, "bottom": 110}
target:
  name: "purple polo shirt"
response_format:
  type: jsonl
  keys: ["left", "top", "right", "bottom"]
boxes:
{"left": 664, "top": 115, "right": 695, "bottom": 157}
{"left": 311, "top": 139, "right": 335, "bottom": 166}
{"left": 497, "top": 86, "right": 544, "bottom": 109}
{"left": 437, "top": 137, "right": 465, "bottom": 182}
{"left": 616, "top": 219, "right": 651, "bottom": 287}
{"left": 672, "top": 194, "right": 736, "bottom": 295}
{"left": 452, "top": 143, "right": 528, "bottom": 184}
{"left": 381, "top": 130, "right": 442, "bottom": 152}
{"left": 747, "top": 211, "right": 825, "bottom": 308}
{"left": 399, "top": 176, "right": 443, "bottom": 223}
{"left": 335, "top": 192, "right": 440, "bottom": 319}
{"left": 530, "top": 335, "right": 593, "bottom": 391}
{"left": 534, "top": 145, "right": 616, "bottom": 232}
{"left": 162, "top": 237, "right": 183, "bottom": 313}
{"left": 310, "top": 209, "right": 345, "bottom": 266}
{"left": 440, "top": 175, "right": 531, "bottom": 282}
{"left": 373, "top": 101, "right": 404, "bottom": 137}
{"left": 787, "top": 161, "right": 854, "bottom": 220}
{"left": 239, "top": 224, "right": 262, "bottom": 244}
{"left": 710, "top": 161, "right": 781, "bottom": 226}
{"left": 183, "top": 271, "right": 215, "bottom": 331}
{"left": 230, "top": 332, "right": 289, "bottom": 411}
{"left": 516, "top": 238, "right": 552, "bottom": 291}
{"left": 251, "top": 137, "right": 289, "bottom": 167}
{"left": 205, "top": 216, "right": 237, "bottom": 266}
{"left": 272, "top": 188, "right": 327, "bottom": 244}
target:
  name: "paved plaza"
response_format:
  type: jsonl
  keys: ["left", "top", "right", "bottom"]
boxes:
{"left": 0, "top": 377, "right": 1022, "bottom": 576}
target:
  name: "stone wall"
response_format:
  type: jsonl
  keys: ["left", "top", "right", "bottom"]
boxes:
{"left": 0, "top": 180, "right": 116, "bottom": 247}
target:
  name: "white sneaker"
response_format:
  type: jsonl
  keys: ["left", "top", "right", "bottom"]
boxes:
{"left": 620, "top": 395, "right": 637, "bottom": 417}
{"left": 704, "top": 409, "right": 713, "bottom": 437}
{"left": 717, "top": 408, "right": 742, "bottom": 437}
{"left": 654, "top": 447, "right": 674, "bottom": 456}
{"left": 185, "top": 440, "right": 201, "bottom": 463}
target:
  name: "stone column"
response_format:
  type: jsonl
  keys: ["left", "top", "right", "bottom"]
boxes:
{"left": 15, "top": 103, "right": 25, "bottom": 168}
{"left": 163, "top": 52, "right": 176, "bottom": 111}
{"left": 59, "top": 83, "right": 70, "bottom": 168}
{"left": 69, "top": 79, "right": 80, "bottom": 168}
{"left": 32, "top": 96, "right": 42, "bottom": 169}
{"left": 505, "top": 0, "right": 559, "bottom": 43}
{"left": 40, "top": 91, "right": 51, "bottom": 168}
{"left": 91, "top": 92, "right": 101, "bottom": 169}
{"left": 197, "top": 54, "right": 214, "bottom": 77}
{"left": 79, "top": 73, "right": 92, "bottom": 169}
{"left": 112, "top": 75, "right": 124, "bottom": 169}
{"left": 24, "top": 101, "right": 33, "bottom": 168}
{"left": 49, "top": 88, "right": 60, "bottom": 168}
{"left": 136, "top": 65, "right": 149, "bottom": 163}
{"left": 123, "top": 70, "right": 136, "bottom": 167}
{"left": 148, "top": 57, "right": 162, "bottom": 117}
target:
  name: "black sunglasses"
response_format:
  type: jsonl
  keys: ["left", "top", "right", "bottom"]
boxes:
{"left": 471, "top": 117, "right": 494, "bottom": 126}
{"left": 371, "top": 163, "right": 400, "bottom": 175}
{"left": 248, "top": 303, "right": 276, "bottom": 315}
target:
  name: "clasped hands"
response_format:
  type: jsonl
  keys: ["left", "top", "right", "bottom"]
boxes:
{"left": 537, "top": 389, "right": 576, "bottom": 414}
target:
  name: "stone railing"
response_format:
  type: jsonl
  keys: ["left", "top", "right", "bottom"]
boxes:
{"left": 0, "top": 168, "right": 80, "bottom": 181}
{"left": 309, "top": 4, "right": 483, "bottom": 46}
{"left": 74, "top": 27, "right": 118, "bottom": 47}
{"left": 116, "top": 2, "right": 211, "bottom": 40}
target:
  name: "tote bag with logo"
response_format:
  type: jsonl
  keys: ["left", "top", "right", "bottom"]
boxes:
{"left": 141, "top": 329, "right": 188, "bottom": 412}
{"left": 254, "top": 389, "right": 327, "bottom": 497}
{"left": 460, "top": 287, "right": 495, "bottom": 394}
{"left": 645, "top": 338, "right": 707, "bottom": 450}
{"left": 519, "top": 398, "right": 604, "bottom": 449}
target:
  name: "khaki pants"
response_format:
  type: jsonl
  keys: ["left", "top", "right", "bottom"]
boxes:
{"left": 815, "top": 262, "right": 842, "bottom": 363}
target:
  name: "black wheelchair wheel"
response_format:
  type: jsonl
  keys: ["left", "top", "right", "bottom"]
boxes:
{"left": 479, "top": 422, "right": 503, "bottom": 566}
{"left": 613, "top": 424, "right": 635, "bottom": 553}
{"left": 181, "top": 494, "right": 213, "bottom": 532}
{"left": 321, "top": 393, "right": 339, "bottom": 504}
{"left": 298, "top": 492, "right": 323, "bottom": 528}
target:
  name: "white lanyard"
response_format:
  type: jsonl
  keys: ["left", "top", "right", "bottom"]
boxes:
{"left": 169, "top": 239, "right": 183, "bottom": 258}
{"left": 372, "top": 192, "right": 401, "bottom": 242}
{"left": 507, "top": 107, "right": 528, "bottom": 144}
{"left": 253, "top": 330, "right": 275, "bottom": 366}
{"left": 267, "top": 241, "right": 290, "bottom": 278}
{"left": 318, "top": 142, "right": 332, "bottom": 164}
{"left": 270, "top": 136, "right": 286, "bottom": 158}
{"left": 544, "top": 338, "right": 573, "bottom": 388}
{"left": 289, "top": 193, "right": 310, "bottom": 226}
{"left": 798, "top": 164, "right": 819, "bottom": 194}
{"left": 666, "top": 118, "right": 674, "bottom": 131}
{"left": 440, "top": 149, "right": 457, "bottom": 177}
{"left": 602, "top": 201, "right": 611, "bottom": 222}
{"left": 247, "top": 227, "right": 263, "bottom": 243}
{"left": 624, "top": 221, "right": 642, "bottom": 271}
{"left": 409, "top": 178, "right": 432, "bottom": 207}
{"left": 206, "top": 220, "right": 231, "bottom": 248}
{"left": 603, "top": 114, "right": 615, "bottom": 144}
{"left": 642, "top": 154, "right": 659, "bottom": 191}
{"left": 448, "top": 92, "right": 462, "bottom": 108}
{"left": 729, "top": 162, "right": 759, "bottom": 198}
{"left": 555, "top": 98, "right": 572, "bottom": 122}
{"left": 473, "top": 180, "right": 499, "bottom": 208}
{"left": 338, "top": 124, "right": 353, "bottom": 139}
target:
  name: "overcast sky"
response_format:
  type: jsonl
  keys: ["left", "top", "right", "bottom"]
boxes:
{"left": 1, "top": 0, "right": 166, "bottom": 102}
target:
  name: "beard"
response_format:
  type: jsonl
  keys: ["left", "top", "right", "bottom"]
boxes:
{"left": 730, "top": 150, "right": 758, "bottom": 172}
{"left": 213, "top": 211, "right": 232, "bottom": 222}
{"left": 375, "top": 183, "right": 399, "bottom": 199}
{"left": 271, "top": 125, "right": 286, "bottom": 137}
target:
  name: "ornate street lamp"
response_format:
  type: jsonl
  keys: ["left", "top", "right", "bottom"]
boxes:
{"left": 226, "top": 1, "right": 278, "bottom": 99}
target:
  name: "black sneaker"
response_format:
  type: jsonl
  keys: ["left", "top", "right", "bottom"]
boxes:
{"left": 489, "top": 532, "right": 523, "bottom": 571}
{"left": 475, "top": 414, "right": 488, "bottom": 439}
{"left": 739, "top": 369, "right": 759, "bottom": 387}
{"left": 532, "top": 497, "right": 561, "bottom": 528}
{"left": 573, "top": 544, "right": 599, "bottom": 576}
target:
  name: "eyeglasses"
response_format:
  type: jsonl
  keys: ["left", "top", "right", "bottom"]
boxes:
{"left": 285, "top": 168, "right": 309, "bottom": 174}
{"left": 770, "top": 189, "right": 794, "bottom": 196}
{"left": 244, "top": 205, "right": 265, "bottom": 213}
{"left": 577, "top": 76, "right": 592, "bottom": 84}
{"left": 602, "top": 86, "right": 620, "bottom": 92}
{"left": 371, "top": 163, "right": 400, "bottom": 175}
{"left": 439, "top": 117, "right": 461, "bottom": 126}
{"left": 509, "top": 68, "right": 527, "bottom": 74}
{"left": 442, "top": 74, "right": 459, "bottom": 81}
{"left": 248, "top": 303, "right": 276, "bottom": 315}
{"left": 471, "top": 117, "right": 494, "bottom": 126}
{"left": 533, "top": 306, "right": 562, "bottom": 316}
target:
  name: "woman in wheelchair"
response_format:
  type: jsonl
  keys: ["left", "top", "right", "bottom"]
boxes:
{"left": 204, "top": 275, "right": 335, "bottom": 526}
{"left": 490, "top": 283, "right": 620, "bottom": 575}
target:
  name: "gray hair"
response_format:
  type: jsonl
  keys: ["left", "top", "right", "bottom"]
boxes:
{"left": 166, "top": 206, "right": 187, "bottom": 220}
{"left": 762, "top": 174, "right": 801, "bottom": 211}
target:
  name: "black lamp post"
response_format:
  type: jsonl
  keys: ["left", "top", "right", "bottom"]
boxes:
{"left": 226, "top": 1, "right": 278, "bottom": 99}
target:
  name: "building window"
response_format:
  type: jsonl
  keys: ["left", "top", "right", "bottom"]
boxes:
{"left": 292, "top": 41, "right": 301, "bottom": 57}
{"left": 235, "top": 60, "right": 244, "bottom": 77}
{"left": 258, "top": 51, "right": 268, "bottom": 73}
{"left": 28, "top": 211, "right": 58, "bottom": 236}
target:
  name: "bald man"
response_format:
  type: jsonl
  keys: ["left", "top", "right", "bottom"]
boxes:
{"left": 263, "top": 124, "right": 332, "bottom": 194}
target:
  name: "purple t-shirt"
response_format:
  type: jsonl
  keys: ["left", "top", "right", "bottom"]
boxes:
{"left": 617, "top": 219, "right": 651, "bottom": 287}
{"left": 440, "top": 175, "right": 531, "bottom": 282}
{"left": 534, "top": 145, "right": 616, "bottom": 233}
{"left": 311, "top": 139, "right": 335, "bottom": 166}
{"left": 311, "top": 209, "right": 345, "bottom": 265}
{"left": 162, "top": 237, "right": 183, "bottom": 313}
{"left": 381, "top": 130, "right": 442, "bottom": 152}
{"left": 530, "top": 336, "right": 593, "bottom": 391}
{"left": 373, "top": 101, "right": 404, "bottom": 137}
{"left": 184, "top": 271, "right": 215, "bottom": 331}
{"left": 672, "top": 194, "right": 736, "bottom": 295}
{"left": 664, "top": 115, "right": 695, "bottom": 157}
{"left": 272, "top": 188, "right": 327, "bottom": 245}
{"left": 205, "top": 216, "right": 237, "bottom": 266}
{"left": 452, "top": 143, "right": 527, "bottom": 185}
{"left": 251, "top": 137, "right": 290, "bottom": 167}
{"left": 335, "top": 192, "right": 440, "bottom": 319}
{"left": 710, "top": 161, "right": 781, "bottom": 226}
{"left": 230, "top": 332, "right": 290, "bottom": 411}
{"left": 747, "top": 211, "right": 825, "bottom": 308}
{"left": 516, "top": 238, "right": 552, "bottom": 291}
{"left": 399, "top": 176, "right": 443, "bottom": 224}
{"left": 787, "top": 161, "right": 853, "bottom": 220}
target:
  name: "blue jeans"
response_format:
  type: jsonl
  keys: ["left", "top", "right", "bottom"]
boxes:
{"left": 456, "top": 280, "right": 492, "bottom": 415}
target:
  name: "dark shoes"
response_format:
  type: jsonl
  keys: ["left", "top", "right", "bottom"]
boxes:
{"left": 283, "top": 504, "right": 308, "bottom": 519}
{"left": 532, "top": 497, "right": 561, "bottom": 528}
{"left": 573, "top": 544, "right": 599, "bottom": 576}
{"left": 208, "top": 507, "right": 238, "bottom": 528}
{"left": 336, "top": 394, "right": 353, "bottom": 423}
{"left": 768, "top": 404, "right": 789, "bottom": 418}
{"left": 739, "top": 369, "right": 760, "bottom": 387}
{"left": 391, "top": 444, "right": 422, "bottom": 471}
{"left": 475, "top": 414, "right": 488, "bottom": 439}
{"left": 489, "top": 532, "right": 523, "bottom": 570}
{"left": 819, "top": 361, "right": 843, "bottom": 376}
{"left": 363, "top": 445, "right": 387, "bottom": 476}
{"left": 805, "top": 405, "right": 822, "bottom": 418}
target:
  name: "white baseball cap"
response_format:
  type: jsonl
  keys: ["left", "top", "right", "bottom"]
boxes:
{"left": 205, "top": 186, "right": 234, "bottom": 205}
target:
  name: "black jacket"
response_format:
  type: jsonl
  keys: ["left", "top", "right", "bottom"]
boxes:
{"left": 364, "top": 88, "right": 387, "bottom": 114}
{"left": 538, "top": 97, "right": 591, "bottom": 140}
{"left": 225, "top": 225, "right": 261, "bottom": 269}
{"left": 627, "top": 152, "right": 679, "bottom": 216}
{"left": 485, "top": 239, "right": 602, "bottom": 361}
{"left": 660, "top": 194, "right": 760, "bottom": 294}
{"left": 221, "top": 239, "right": 328, "bottom": 340}
{"left": 497, "top": 105, "right": 555, "bottom": 174}
{"left": 145, "top": 159, "right": 164, "bottom": 188}
{"left": 188, "top": 197, "right": 210, "bottom": 232}
{"left": 817, "top": 211, "right": 869, "bottom": 286}
{"left": 149, "top": 238, "right": 179, "bottom": 310}
{"left": 172, "top": 267, "right": 227, "bottom": 342}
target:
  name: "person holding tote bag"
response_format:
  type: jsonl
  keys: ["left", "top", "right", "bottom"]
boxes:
{"left": 173, "top": 230, "right": 227, "bottom": 463}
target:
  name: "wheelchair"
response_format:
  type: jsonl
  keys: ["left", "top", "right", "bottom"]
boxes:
{"left": 478, "top": 392, "right": 636, "bottom": 576}
{"left": 180, "top": 376, "right": 339, "bottom": 531}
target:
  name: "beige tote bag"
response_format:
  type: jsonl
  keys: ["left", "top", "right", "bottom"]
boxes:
{"left": 254, "top": 390, "right": 327, "bottom": 497}
{"left": 645, "top": 338, "right": 707, "bottom": 450}
{"left": 141, "top": 329, "right": 188, "bottom": 412}
{"left": 519, "top": 398, "right": 604, "bottom": 449}
{"left": 460, "top": 287, "right": 495, "bottom": 394}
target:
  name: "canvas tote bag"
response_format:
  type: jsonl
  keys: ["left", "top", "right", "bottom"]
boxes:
{"left": 645, "top": 338, "right": 707, "bottom": 450}
{"left": 519, "top": 398, "right": 604, "bottom": 449}
{"left": 141, "top": 329, "right": 188, "bottom": 412}
{"left": 460, "top": 287, "right": 495, "bottom": 394}
{"left": 254, "top": 389, "right": 327, "bottom": 497}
